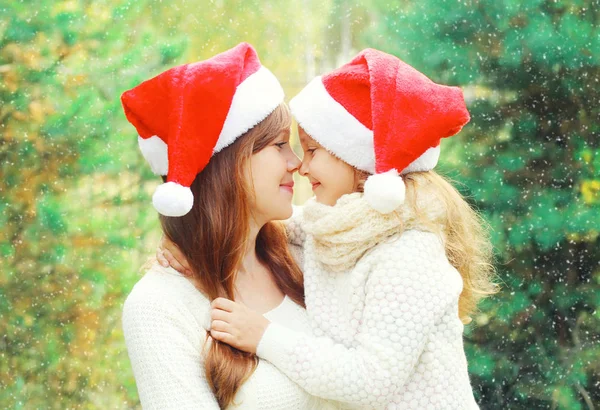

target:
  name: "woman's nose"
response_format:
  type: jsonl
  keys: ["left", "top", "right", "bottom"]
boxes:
{"left": 287, "top": 150, "right": 301, "bottom": 172}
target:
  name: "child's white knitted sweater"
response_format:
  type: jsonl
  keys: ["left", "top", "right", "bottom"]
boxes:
{"left": 122, "top": 261, "right": 332, "bottom": 409}
{"left": 257, "top": 193, "right": 480, "bottom": 409}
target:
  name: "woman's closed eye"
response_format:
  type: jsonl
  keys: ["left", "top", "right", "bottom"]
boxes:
{"left": 275, "top": 141, "right": 288, "bottom": 149}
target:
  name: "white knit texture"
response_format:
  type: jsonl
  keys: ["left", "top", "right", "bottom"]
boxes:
{"left": 122, "top": 261, "right": 333, "bottom": 409}
{"left": 258, "top": 216, "right": 479, "bottom": 409}
{"left": 285, "top": 205, "right": 307, "bottom": 247}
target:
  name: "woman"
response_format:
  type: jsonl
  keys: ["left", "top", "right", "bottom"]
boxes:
{"left": 121, "top": 43, "right": 332, "bottom": 409}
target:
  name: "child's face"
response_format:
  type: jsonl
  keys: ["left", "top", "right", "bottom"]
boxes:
{"left": 298, "top": 126, "right": 357, "bottom": 206}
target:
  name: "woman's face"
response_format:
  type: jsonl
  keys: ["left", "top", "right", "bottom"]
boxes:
{"left": 248, "top": 129, "right": 301, "bottom": 224}
{"left": 298, "top": 126, "right": 357, "bottom": 206}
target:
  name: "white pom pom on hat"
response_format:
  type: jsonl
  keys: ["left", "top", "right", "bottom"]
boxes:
{"left": 362, "top": 146, "right": 442, "bottom": 213}
{"left": 363, "top": 169, "right": 406, "bottom": 214}
{"left": 152, "top": 182, "right": 194, "bottom": 217}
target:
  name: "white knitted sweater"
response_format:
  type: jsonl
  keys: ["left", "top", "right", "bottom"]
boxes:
{"left": 256, "top": 195, "right": 480, "bottom": 409}
{"left": 122, "top": 261, "right": 332, "bottom": 409}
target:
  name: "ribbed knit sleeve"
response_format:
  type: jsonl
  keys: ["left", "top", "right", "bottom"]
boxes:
{"left": 256, "top": 230, "right": 462, "bottom": 408}
{"left": 122, "top": 291, "right": 219, "bottom": 409}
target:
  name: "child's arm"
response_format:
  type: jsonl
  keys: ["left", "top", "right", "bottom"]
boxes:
{"left": 210, "top": 231, "right": 460, "bottom": 408}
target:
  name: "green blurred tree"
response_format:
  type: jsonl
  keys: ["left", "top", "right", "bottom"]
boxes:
{"left": 364, "top": 1, "right": 600, "bottom": 408}
{"left": 0, "top": 1, "right": 192, "bottom": 407}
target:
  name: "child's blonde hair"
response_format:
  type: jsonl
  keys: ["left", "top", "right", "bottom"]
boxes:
{"left": 356, "top": 169, "right": 499, "bottom": 324}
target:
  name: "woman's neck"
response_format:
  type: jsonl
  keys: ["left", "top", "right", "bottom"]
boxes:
{"left": 240, "top": 220, "right": 261, "bottom": 274}
{"left": 234, "top": 220, "right": 286, "bottom": 313}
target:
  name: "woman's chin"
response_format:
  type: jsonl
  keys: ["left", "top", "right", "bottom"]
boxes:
{"left": 273, "top": 203, "right": 293, "bottom": 221}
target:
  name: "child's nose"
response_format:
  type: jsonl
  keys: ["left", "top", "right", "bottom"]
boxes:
{"left": 299, "top": 159, "right": 309, "bottom": 176}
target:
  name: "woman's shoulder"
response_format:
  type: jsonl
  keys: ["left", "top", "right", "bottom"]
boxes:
{"left": 123, "top": 259, "right": 211, "bottom": 328}
{"left": 126, "top": 260, "right": 201, "bottom": 301}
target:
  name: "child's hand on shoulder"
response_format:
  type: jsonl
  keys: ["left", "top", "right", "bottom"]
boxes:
{"left": 209, "top": 297, "right": 270, "bottom": 354}
{"left": 156, "top": 235, "right": 193, "bottom": 277}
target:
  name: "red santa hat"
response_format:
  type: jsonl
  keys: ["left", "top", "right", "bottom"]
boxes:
{"left": 121, "top": 42, "right": 284, "bottom": 217}
{"left": 290, "top": 48, "right": 470, "bottom": 213}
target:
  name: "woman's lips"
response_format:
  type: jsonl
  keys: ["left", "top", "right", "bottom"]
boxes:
{"left": 280, "top": 183, "right": 294, "bottom": 194}
{"left": 311, "top": 182, "right": 321, "bottom": 190}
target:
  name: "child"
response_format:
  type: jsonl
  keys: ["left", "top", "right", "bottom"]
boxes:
{"left": 168, "top": 49, "right": 497, "bottom": 409}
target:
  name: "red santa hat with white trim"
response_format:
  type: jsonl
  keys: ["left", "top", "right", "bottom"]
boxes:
{"left": 290, "top": 48, "right": 470, "bottom": 213}
{"left": 121, "top": 42, "right": 284, "bottom": 217}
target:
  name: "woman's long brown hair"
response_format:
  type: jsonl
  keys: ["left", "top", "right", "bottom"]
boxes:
{"left": 158, "top": 104, "right": 304, "bottom": 408}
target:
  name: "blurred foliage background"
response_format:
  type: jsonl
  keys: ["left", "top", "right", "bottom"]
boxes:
{"left": 1, "top": 0, "right": 598, "bottom": 408}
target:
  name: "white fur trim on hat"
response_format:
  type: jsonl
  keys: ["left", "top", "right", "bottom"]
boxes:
{"left": 363, "top": 169, "right": 406, "bottom": 214}
{"left": 401, "top": 145, "right": 441, "bottom": 174}
{"left": 290, "top": 77, "right": 376, "bottom": 174}
{"left": 138, "top": 135, "right": 168, "bottom": 176}
{"left": 214, "top": 66, "right": 285, "bottom": 153}
{"left": 152, "top": 181, "right": 194, "bottom": 217}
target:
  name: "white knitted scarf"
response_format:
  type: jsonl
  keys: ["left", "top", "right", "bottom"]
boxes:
{"left": 302, "top": 189, "right": 445, "bottom": 272}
